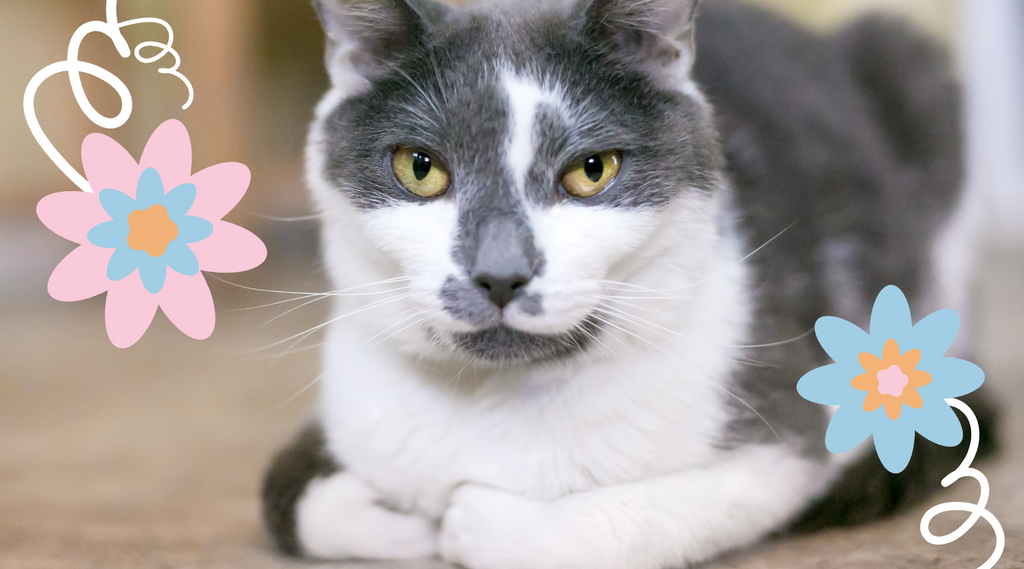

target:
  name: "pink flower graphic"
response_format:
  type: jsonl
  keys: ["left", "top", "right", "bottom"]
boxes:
{"left": 36, "top": 119, "right": 266, "bottom": 348}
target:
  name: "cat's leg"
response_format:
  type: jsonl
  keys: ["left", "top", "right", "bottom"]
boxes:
{"left": 261, "top": 424, "right": 437, "bottom": 559}
{"left": 440, "top": 444, "right": 830, "bottom": 569}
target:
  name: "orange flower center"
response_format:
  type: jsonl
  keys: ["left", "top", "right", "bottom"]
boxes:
{"left": 852, "top": 338, "right": 932, "bottom": 420}
{"left": 127, "top": 205, "right": 179, "bottom": 257}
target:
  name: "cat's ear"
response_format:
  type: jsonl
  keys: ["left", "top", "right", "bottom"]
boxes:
{"left": 579, "top": 0, "right": 700, "bottom": 78}
{"left": 313, "top": 0, "right": 449, "bottom": 82}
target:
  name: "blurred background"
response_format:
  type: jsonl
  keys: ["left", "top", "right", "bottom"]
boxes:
{"left": 0, "top": 1, "right": 1020, "bottom": 568}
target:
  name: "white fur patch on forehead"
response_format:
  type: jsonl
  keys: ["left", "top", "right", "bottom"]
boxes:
{"left": 501, "top": 71, "right": 564, "bottom": 194}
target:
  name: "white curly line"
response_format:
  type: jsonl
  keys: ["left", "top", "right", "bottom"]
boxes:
{"left": 920, "top": 398, "right": 1005, "bottom": 569}
{"left": 23, "top": 0, "right": 194, "bottom": 193}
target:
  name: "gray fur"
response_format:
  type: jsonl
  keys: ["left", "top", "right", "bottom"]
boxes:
{"left": 451, "top": 316, "right": 601, "bottom": 363}
{"left": 441, "top": 275, "right": 499, "bottom": 327}
{"left": 261, "top": 423, "right": 340, "bottom": 556}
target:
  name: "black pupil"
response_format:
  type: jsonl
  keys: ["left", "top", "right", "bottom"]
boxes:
{"left": 412, "top": 152, "right": 432, "bottom": 181}
{"left": 583, "top": 155, "right": 604, "bottom": 183}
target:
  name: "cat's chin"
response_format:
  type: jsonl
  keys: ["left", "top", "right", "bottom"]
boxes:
{"left": 444, "top": 317, "right": 601, "bottom": 365}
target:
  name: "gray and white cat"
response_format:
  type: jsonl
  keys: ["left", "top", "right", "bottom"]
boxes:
{"left": 262, "top": 0, "right": 996, "bottom": 567}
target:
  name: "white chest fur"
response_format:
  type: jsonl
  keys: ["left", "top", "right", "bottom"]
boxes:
{"left": 317, "top": 211, "right": 753, "bottom": 520}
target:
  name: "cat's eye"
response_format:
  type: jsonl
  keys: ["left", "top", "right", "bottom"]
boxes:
{"left": 392, "top": 147, "right": 451, "bottom": 198}
{"left": 561, "top": 150, "right": 622, "bottom": 198}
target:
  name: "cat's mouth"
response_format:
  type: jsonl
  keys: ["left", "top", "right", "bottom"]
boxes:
{"left": 445, "top": 317, "right": 602, "bottom": 364}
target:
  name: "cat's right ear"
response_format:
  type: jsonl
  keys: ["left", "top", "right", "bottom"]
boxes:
{"left": 577, "top": 0, "right": 700, "bottom": 81}
{"left": 313, "top": 0, "right": 449, "bottom": 83}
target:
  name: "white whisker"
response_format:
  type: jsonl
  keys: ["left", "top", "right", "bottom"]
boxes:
{"left": 592, "top": 308, "right": 781, "bottom": 441}
{"left": 594, "top": 306, "right": 682, "bottom": 348}
{"left": 262, "top": 285, "right": 410, "bottom": 327}
{"left": 576, "top": 322, "right": 618, "bottom": 358}
{"left": 250, "top": 212, "right": 327, "bottom": 222}
{"left": 593, "top": 223, "right": 794, "bottom": 296}
{"left": 590, "top": 313, "right": 665, "bottom": 355}
{"left": 272, "top": 373, "right": 325, "bottom": 410}
{"left": 362, "top": 309, "right": 430, "bottom": 345}
{"left": 365, "top": 317, "right": 427, "bottom": 350}
{"left": 249, "top": 292, "right": 415, "bottom": 354}
{"left": 595, "top": 305, "right": 772, "bottom": 369}
{"left": 600, "top": 298, "right": 813, "bottom": 350}
{"left": 712, "top": 383, "right": 782, "bottom": 442}
{"left": 213, "top": 274, "right": 412, "bottom": 299}
{"left": 232, "top": 292, "right": 330, "bottom": 312}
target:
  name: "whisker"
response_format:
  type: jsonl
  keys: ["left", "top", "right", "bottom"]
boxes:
{"left": 712, "top": 383, "right": 782, "bottom": 442}
{"left": 232, "top": 293, "right": 329, "bottom": 312}
{"left": 600, "top": 298, "right": 813, "bottom": 351}
{"left": 446, "top": 358, "right": 474, "bottom": 398}
{"left": 233, "top": 285, "right": 411, "bottom": 314}
{"left": 250, "top": 212, "right": 326, "bottom": 222}
{"left": 594, "top": 306, "right": 682, "bottom": 348}
{"left": 365, "top": 317, "right": 427, "bottom": 350}
{"left": 272, "top": 373, "right": 325, "bottom": 410}
{"left": 262, "top": 285, "right": 410, "bottom": 327}
{"left": 596, "top": 304, "right": 772, "bottom": 369}
{"left": 593, "top": 280, "right": 670, "bottom": 293}
{"left": 598, "top": 294, "right": 691, "bottom": 301}
{"left": 210, "top": 274, "right": 326, "bottom": 297}
{"left": 729, "top": 328, "right": 815, "bottom": 350}
{"left": 211, "top": 274, "right": 412, "bottom": 298}
{"left": 594, "top": 309, "right": 781, "bottom": 441}
{"left": 598, "top": 296, "right": 678, "bottom": 318}
{"left": 667, "top": 223, "right": 794, "bottom": 291}
{"left": 592, "top": 280, "right": 700, "bottom": 298}
{"left": 576, "top": 322, "right": 617, "bottom": 358}
{"left": 249, "top": 292, "right": 415, "bottom": 353}
{"left": 590, "top": 313, "right": 663, "bottom": 355}
{"left": 362, "top": 309, "right": 430, "bottom": 346}
{"left": 592, "top": 223, "right": 795, "bottom": 296}
{"left": 252, "top": 341, "right": 325, "bottom": 360}
{"left": 586, "top": 316, "right": 636, "bottom": 354}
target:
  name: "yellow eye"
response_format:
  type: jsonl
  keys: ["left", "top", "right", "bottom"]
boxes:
{"left": 561, "top": 150, "right": 621, "bottom": 198}
{"left": 392, "top": 147, "right": 451, "bottom": 198}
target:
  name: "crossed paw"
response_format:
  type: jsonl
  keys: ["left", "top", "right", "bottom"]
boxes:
{"left": 300, "top": 474, "right": 612, "bottom": 569}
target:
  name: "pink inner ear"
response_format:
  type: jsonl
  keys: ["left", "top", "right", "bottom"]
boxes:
{"left": 876, "top": 365, "right": 909, "bottom": 397}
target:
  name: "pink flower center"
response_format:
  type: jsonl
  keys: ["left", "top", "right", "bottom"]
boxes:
{"left": 127, "top": 205, "right": 178, "bottom": 257}
{"left": 876, "top": 364, "right": 909, "bottom": 397}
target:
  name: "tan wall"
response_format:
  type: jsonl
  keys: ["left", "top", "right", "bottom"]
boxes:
{"left": 745, "top": 0, "right": 957, "bottom": 40}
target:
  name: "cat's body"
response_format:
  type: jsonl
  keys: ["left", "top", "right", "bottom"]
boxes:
{"left": 262, "top": 1, "right": 994, "bottom": 567}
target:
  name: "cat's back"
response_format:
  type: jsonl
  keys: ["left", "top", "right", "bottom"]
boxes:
{"left": 692, "top": 1, "right": 1000, "bottom": 530}
{"left": 693, "top": 0, "right": 963, "bottom": 325}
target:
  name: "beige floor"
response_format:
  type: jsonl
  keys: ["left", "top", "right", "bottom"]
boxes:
{"left": 1, "top": 228, "right": 1021, "bottom": 569}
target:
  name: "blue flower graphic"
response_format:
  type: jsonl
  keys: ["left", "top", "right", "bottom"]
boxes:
{"left": 86, "top": 167, "right": 213, "bottom": 294}
{"left": 797, "top": 285, "right": 984, "bottom": 473}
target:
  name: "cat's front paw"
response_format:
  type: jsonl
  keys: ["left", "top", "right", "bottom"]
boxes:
{"left": 440, "top": 484, "right": 616, "bottom": 569}
{"left": 296, "top": 472, "right": 438, "bottom": 559}
{"left": 440, "top": 484, "right": 553, "bottom": 569}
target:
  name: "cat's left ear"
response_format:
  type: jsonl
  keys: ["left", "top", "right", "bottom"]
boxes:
{"left": 314, "top": 0, "right": 450, "bottom": 82}
{"left": 578, "top": 0, "right": 700, "bottom": 78}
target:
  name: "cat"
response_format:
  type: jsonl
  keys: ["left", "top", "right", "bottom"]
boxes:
{"left": 261, "top": 0, "right": 997, "bottom": 567}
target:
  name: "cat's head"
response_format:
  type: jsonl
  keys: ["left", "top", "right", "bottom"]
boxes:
{"left": 308, "top": 0, "right": 724, "bottom": 366}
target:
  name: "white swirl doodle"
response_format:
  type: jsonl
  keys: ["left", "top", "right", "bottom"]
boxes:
{"left": 23, "top": 0, "right": 194, "bottom": 193}
{"left": 920, "top": 398, "right": 1005, "bottom": 569}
